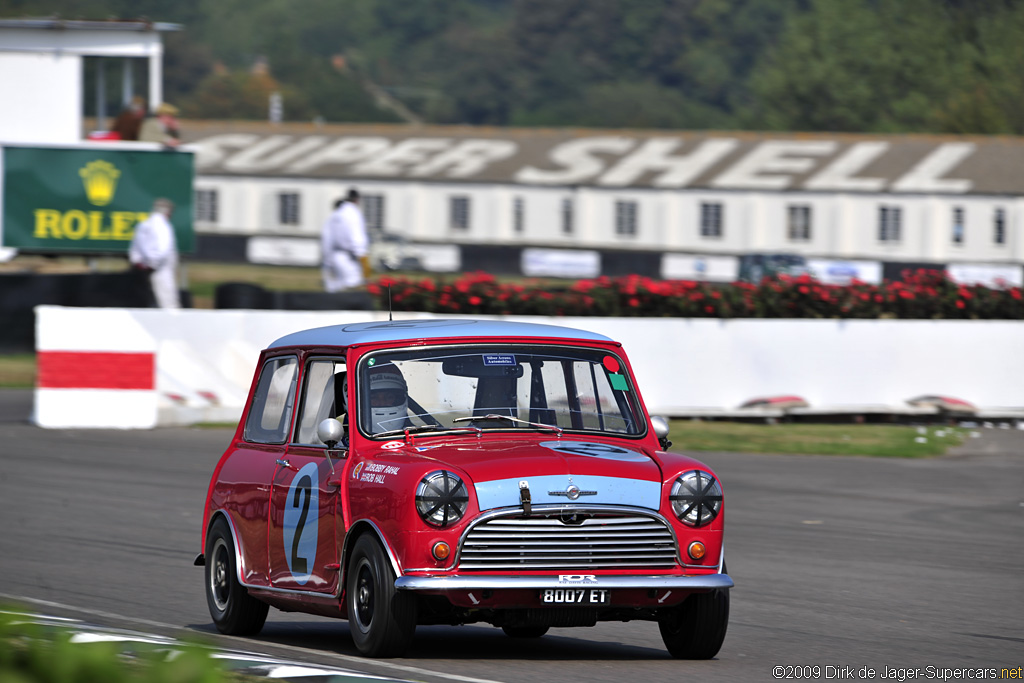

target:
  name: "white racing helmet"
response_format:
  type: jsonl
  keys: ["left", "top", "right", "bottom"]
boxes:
{"left": 368, "top": 364, "right": 408, "bottom": 432}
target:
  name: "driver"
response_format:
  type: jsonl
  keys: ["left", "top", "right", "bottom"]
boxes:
{"left": 367, "top": 364, "right": 409, "bottom": 433}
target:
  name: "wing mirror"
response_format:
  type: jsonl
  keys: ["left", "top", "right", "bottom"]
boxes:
{"left": 317, "top": 417, "right": 347, "bottom": 451}
{"left": 650, "top": 415, "right": 672, "bottom": 450}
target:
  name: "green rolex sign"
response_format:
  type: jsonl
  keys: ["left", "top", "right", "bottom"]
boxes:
{"left": 1, "top": 145, "right": 194, "bottom": 253}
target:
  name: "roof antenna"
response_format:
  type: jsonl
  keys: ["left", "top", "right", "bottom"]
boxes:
{"left": 388, "top": 285, "right": 393, "bottom": 322}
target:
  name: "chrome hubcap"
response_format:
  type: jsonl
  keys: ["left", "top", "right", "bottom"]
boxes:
{"left": 210, "top": 538, "right": 231, "bottom": 612}
{"left": 353, "top": 561, "right": 374, "bottom": 633}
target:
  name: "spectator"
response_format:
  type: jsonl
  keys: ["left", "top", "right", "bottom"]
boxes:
{"left": 111, "top": 96, "right": 146, "bottom": 141}
{"left": 321, "top": 188, "right": 370, "bottom": 291}
{"left": 129, "top": 198, "right": 180, "bottom": 308}
{"left": 139, "top": 102, "right": 181, "bottom": 148}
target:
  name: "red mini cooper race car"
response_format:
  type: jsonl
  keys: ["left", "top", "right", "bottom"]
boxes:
{"left": 197, "top": 319, "right": 732, "bottom": 658}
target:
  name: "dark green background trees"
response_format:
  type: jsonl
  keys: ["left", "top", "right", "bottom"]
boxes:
{"left": 4, "top": 0, "right": 1024, "bottom": 134}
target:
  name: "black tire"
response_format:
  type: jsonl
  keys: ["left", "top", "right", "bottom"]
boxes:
{"left": 205, "top": 516, "right": 269, "bottom": 636}
{"left": 658, "top": 587, "right": 730, "bottom": 659}
{"left": 502, "top": 626, "right": 549, "bottom": 638}
{"left": 347, "top": 534, "right": 417, "bottom": 657}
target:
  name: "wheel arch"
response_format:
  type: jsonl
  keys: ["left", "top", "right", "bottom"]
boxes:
{"left": 207, "top": 509, "right": 251, "bottom": 587}
{"left": 342, "top": 520, "right": 403, "bottom": 581}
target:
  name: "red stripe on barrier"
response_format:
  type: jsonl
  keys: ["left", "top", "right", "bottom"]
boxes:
{"left": 37, "top": 351, "right": 155, "bottom": 390}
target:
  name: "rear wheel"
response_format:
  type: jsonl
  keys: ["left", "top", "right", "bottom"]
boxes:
{"left": 658, "top": 587, "right": 730, "bottom": 659}
{"left": 347, "top": 534, "right": 417, "bottom": 657}
{"left": 205, "top": 516, "right": 269, "bottom": 635}
{"left": 501, "top": 626, "right": 549, "bottom": 638}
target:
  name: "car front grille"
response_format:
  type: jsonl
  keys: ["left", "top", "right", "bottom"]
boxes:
{"left": 457, "top": 512, "right": 678, "bottom": 570}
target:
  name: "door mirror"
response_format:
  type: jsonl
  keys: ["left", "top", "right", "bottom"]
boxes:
{"left": 317, "top": 417, "right": 346, "bottom": 449}
{"left": 650, "top": 415, "right": 672, "bottom": 450}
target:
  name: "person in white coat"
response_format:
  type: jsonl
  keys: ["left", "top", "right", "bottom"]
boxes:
{"left": 321, "top": 188, "right": 369, "bottom": 292}
{"left": 129, "top": 198, "right": 180, "bottom": 308}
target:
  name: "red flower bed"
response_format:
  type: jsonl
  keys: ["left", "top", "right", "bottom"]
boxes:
{"left": 367, "top": 270, "right": 1024, "bottom": 320}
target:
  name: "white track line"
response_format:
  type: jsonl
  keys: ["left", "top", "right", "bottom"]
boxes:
{"left": 0, "top": 593, "right": 504, "bottom": 683}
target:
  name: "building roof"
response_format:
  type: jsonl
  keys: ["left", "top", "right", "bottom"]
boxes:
{"left": 0, "top": 18, "right": 181, "bottom": 32}
{"left": 268, "top": 319, "right": 614, "bottom": 349}
{"left": 183, "top": 120, "right": 1024, "bottom": 196}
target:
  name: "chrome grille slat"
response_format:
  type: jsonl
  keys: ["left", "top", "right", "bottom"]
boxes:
{"left": 468, "top": 524, "right": 664, "bottom": 535}
{"left": 458, "top": 511, "right": 678, "bottom": 570}
{"left": 465, "top": 538, "right": 670, "bottom": 547}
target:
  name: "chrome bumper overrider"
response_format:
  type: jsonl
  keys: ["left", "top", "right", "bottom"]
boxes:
{"left": 395, "top": 573, "right": 733, "bottom": 591}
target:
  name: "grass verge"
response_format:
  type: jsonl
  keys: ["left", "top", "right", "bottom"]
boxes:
{"left": 668, "top": 421, "right": 965, "bottom": 457}
{"left": 0, "top": 608, "right": 244, "bottom": 683}
{"left": 0, "top": 354, "right": 35, "bottom": 388}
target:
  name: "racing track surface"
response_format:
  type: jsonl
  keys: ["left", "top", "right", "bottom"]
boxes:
{"left": 0, "top": 388, "right": 1021, "bottom": 683}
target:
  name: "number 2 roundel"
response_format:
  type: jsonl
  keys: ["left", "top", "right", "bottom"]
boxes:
{"left": 283, "top": 462, "right": 319, "bottom": 584}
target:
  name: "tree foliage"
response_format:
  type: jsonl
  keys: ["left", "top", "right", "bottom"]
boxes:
{"left": 3, "top": 0, "right": 1024, "bottom": 133}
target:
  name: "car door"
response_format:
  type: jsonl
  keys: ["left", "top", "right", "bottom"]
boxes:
{"left": 268, "top": 357, "right": 347, "bottom": 594}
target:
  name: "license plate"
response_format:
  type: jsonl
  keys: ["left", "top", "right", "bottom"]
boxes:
{"left": 539, "top": 588, "right": 611, "bottom": 606}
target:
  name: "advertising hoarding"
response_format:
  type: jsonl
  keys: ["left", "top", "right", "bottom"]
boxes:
{"left": 1, "top": 145, "right": 194, "bottom": 253}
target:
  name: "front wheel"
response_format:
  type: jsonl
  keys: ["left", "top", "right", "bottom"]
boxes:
{"left": 205, "top": 516, "right": 269, "bottom": 635}
{"left": 347, "top": 534, "right": 417, "bottom": 657}
{"left": 658, "top": 587, "right": 730, "bottom": 659}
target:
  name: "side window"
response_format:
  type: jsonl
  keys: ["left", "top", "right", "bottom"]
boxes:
{"left": 295, "top": 359, "right": 346, "bottom": 445}
{"left": 572, "top": 361, "right": 632, "bottom": 433}
{"left": 243, "top": 357, "right": 298, "bottom": 444}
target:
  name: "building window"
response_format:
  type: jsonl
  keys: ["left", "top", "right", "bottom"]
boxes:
{"left": 994, "top": 208, "right": 1006, "bottom": 245}
{"left": 279, "top": 192, "right": 300, "bottom": 226}
{"left": 195, "top": 189, "right": 218, "bottom": 223}
{"left": 878, "top": 205, "right": 901, "bottom": 242}
{"left": 700, "top": 202, "right": 723, "bottom": 238}
{"left": 615, "top": 200, "right": 638, "bottom": 236}
{"left": 362, "top": 194, "right": 384, "bottom": 232}
{"left": 787, "top": 205, "right": 811, "bottom": 241}
{"left": 562, "top": 198, "right": 574, "bottom": 235}
{"left": 952, "top": 207, "right": 964, "bottom": 245}
{"left": 450, "top": 195, "right": 470, "bottom": 230}
{"left": 513, "top": 197, "right": 524, "bottom": 234}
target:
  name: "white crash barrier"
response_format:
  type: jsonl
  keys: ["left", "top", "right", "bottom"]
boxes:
{"left": 34, "top": 305, "right": 1024, "bottom": 428}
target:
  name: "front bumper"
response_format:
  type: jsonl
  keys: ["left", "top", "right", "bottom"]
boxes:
{"left": 395, "top": 573, "right": 733, "bottom": 591}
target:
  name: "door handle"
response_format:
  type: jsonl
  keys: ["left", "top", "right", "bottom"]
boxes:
{"left": 275, "top": 458, "right": 298, "bottom": 471}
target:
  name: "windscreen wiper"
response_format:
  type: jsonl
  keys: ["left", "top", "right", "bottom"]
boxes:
{"left": 375, "top": 423, "right": 483, "bottom": 440}
{"left": 375, "top": 424, "right": 442, "bottom": 438}
{"left": 453, "top": 414, "right": 563, "bottom": 435}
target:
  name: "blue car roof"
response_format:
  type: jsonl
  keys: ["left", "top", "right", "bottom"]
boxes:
{"left": 268, "top": 318, "right": 614, "bottom": 349}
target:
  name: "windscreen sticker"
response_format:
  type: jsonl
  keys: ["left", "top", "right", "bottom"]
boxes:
{"left": 540, "top": 440, "right": 651, "bottom": 463}
{"left": 283, "top": 462, "right": 320, "bottom": 585}
{"left": 602, "top": 356, "right": 621, "bottom": 372}
{"left": 608, "top": 373, "right": 629, "bottom": 391}
{"left": 483, "top": 354, "right": 516, "bottom": 366}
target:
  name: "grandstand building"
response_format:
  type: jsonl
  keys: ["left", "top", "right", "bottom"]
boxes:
{"left": 182, "top": 121, "right": 1024, "bottom": 285}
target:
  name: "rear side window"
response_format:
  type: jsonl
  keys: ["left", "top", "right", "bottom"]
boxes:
{"left": 243, "top": 356, "right": 298, "bottom": 444}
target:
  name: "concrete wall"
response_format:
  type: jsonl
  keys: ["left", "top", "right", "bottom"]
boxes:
{"left": 34, "top": 306, "right": 1024, "bottom": 428}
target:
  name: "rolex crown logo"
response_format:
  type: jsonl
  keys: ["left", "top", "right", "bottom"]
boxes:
{"left": 79, "top": 160, "right": 121, "bottom": 206}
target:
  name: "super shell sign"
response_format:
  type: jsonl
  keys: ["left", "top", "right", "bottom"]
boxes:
{"left": 1, "top": 145, "right": 194, "bottom": 253}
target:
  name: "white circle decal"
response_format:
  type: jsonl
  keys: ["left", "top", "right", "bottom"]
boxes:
{"left": 282, "top": 462, "right": 320, "bottom": 585}
{"left": 539, "top": 441, "right": 650, "bottom": 462}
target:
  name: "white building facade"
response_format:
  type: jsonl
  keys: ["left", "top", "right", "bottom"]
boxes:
{"left": 183, "top": 122, "right": 1024, "bottom": 285}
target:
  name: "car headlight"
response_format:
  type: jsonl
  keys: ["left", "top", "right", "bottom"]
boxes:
{"left": 415, "top": 470, "right": 469, "bottom": 527}
{"left": 669, "top": 470, "right": 722, "bottom": 527}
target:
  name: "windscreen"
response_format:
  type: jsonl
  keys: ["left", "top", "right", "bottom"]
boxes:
{"left": 356, "top": 345, "right": 643, "bottom": 437}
